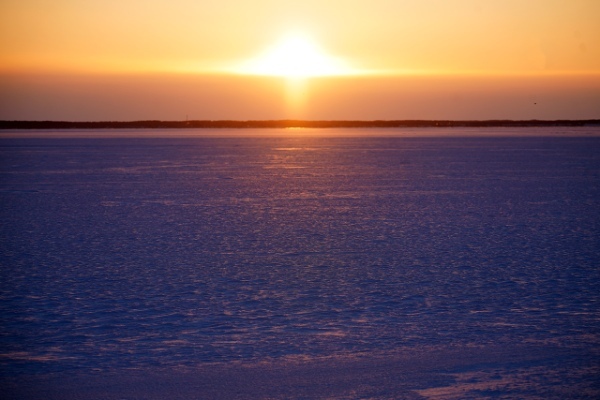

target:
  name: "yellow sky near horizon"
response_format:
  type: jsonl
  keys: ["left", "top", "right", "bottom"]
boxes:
{"left": 1, "top": 0, "right": 600, "bottom": 121}
{"left": 2, "top": 0, "right": 599, "bottom": 76}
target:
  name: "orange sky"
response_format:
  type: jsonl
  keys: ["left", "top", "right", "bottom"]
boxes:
{"left": 1, "top": 0, "right": 599, "bottom": 120}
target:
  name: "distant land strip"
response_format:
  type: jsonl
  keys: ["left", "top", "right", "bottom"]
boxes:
{"left": 1, "top": 120, "right": 599, "bottom": 129}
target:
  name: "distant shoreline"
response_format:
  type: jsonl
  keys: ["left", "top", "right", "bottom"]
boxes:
{"left": 1, "top": 119, "right": 600, "bottom": 130}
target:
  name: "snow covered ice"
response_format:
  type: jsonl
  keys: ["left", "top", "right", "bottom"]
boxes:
{"left": 1, "top": 127, "right": 599, "bottom": 398}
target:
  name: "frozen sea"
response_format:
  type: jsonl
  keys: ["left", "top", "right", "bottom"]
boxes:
{"left": 1, "top": 127, "right": 599, "bottom": 398}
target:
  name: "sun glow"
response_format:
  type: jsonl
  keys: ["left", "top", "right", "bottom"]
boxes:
{"left": 234, "top": 33, "right": 356, "bottom": 78}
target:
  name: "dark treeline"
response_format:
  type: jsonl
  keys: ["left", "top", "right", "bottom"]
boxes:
{"left": 1, "top": 119, "right": 599, "bottom": 129}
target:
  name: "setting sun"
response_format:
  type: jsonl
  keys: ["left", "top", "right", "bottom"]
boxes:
{"left": 1, "top": 0, "right": 599, "bottom": 120}
{"left": 233, "top": 33, "right": 356, "bottom": 78}
{"left": 1, "top": 1, "right": 600, "bottom": 398}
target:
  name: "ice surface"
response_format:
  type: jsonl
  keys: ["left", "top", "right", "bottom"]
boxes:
{"left": 0, "top": 128, "right": 599, "bottom": 397}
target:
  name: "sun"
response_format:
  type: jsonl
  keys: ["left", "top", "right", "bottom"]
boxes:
{"left": 233, "top": 33, "right": 355, "bottom": 78}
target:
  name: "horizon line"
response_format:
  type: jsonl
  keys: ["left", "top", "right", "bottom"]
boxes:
{"left": 1, "top": 119, "right": 600, "bottom": 130}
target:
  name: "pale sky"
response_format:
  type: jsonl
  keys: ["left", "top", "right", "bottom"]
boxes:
{"left": 1, "top": 0, "right": 599, "bottom": 120}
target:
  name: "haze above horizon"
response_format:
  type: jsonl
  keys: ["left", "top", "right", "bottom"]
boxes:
{"left": 1, "top": 0, "right": 599, "bottom": 121}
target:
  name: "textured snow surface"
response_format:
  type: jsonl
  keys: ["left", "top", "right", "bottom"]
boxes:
{"left": 1, "top": 129, "right": 599, "bottom": 383}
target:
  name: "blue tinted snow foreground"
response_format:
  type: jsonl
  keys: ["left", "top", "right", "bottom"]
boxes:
{"left": 0, "top": 128, "right": 599, "bottom": 399}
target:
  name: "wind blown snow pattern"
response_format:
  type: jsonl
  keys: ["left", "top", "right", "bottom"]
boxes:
{"left": 1, "top": 128, "right": 599, "bottom": 377}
